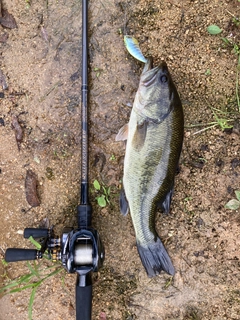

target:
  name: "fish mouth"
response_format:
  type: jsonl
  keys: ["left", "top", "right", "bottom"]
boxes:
{"left": 141, "top": 59, "right": 168, "bottom": 87}
{"left": 142, "top": 57, "right": 154, "bottom": 73}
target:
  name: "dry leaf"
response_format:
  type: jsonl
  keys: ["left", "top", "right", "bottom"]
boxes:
{"left": 0, "top": 9, "right": 17, "bottom": 29}
{"left": 25, "top": 170, "right": 40, "bottom": 207}
{"left": 11, "top": 115, "right": 23, "bottom": 150}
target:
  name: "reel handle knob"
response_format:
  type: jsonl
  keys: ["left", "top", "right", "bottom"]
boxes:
{"left": 24, "top": 228, "right": 49, "bottom": 239}
{"left": 5, "top": 248, "right": 42, "bottom": 262}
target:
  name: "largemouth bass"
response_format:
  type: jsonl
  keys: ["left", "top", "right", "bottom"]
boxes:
{"left": 116, "top": 58, "right": 184, "bottom": 277}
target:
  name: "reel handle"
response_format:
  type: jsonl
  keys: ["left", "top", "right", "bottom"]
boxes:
{"left": 24, "top": 228, "right": 49, "bottom": 239}
{"left": 5, "top": 248, "right": 42, "bottom": 262}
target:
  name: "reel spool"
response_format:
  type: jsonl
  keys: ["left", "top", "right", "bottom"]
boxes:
{"left": 61, "top": 228, "right": 104, "bottom": 275}
{"left": 74, "top": 243, "right": 93, "bottom": 266}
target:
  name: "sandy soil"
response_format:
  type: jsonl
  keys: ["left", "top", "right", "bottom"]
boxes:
{"left": 0, "top": 0, "right": 240, "bottom": 319}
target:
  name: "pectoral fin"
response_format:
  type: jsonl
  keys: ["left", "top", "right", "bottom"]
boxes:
{"left": 120, "top": 188, "right": 129, "bottom": 216}
{"left": 132, "top": 120, "right": 148, "bottom": 151}
{"left": 115, "top": 124, "right": 129, "bottom": 141}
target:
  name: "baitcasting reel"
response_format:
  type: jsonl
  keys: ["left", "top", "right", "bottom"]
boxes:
{"left": 5, "top": 204, "right": 104, "bottom": 320}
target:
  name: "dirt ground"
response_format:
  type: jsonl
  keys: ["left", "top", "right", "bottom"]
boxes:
{"left": 0, "top": 0, "right": 240, "bottom": 319}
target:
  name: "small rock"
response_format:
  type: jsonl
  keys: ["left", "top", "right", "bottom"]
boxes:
{"left": 45, "top": 167, "right": 54, "bottom": 180}
{"left": 233, "top": 119, "right": 240, "bottom": 135}
{"left": 0, "top": 31, "right": 8, "bottom": 43}
{"left": 231, "top": 158, "right": 240, "bottom": 169}
{"left": 0, "top": 69, "right": 8, "bottom": 90}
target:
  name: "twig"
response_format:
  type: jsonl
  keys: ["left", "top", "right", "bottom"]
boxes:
{"left": 39, "top": 81, "right": 62, "bottom": 102}
{"left": 236, "top": 54, "right": 240, "bottom": 112}
{"left": 193, "top": 124, "right": 217, "bottom": 135}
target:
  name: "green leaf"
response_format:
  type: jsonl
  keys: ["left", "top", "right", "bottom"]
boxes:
{"left": 207, "top": 25, "right": 222, "bottom": 35}
{"left": 93, "top": 180, "right": 101, "bottom": 191}
{"left": 28, "top": 236, "right": 41, "bottom": 250}
{"left": 1, "top": 259, "right": 8, "bottom": 267}
{"left": 225, "top": 199, "right": 240, "bottom": 210}
{"left": 235, "top": 190, "right": 240, "bottom": 202}
{"left": 9, "top": 283, "right": 38, "bottom": 293}
{"left": 27, "top": 261, "right": 40, "bottom": 278}
{"left": 27, "top": 262, "right": 37, "bottom": 277}
{"left": 221, "top": 37, "right": 231, "bottom": 46}
{"left": 233, "top": 43, "right": 240, "bottom": 55}
{"left": 43, "top": 267, "right": 63, "bottom": 280}
{"left": 205, "top": 69, "right": 211, "bottom": 76}
{"left": 97, "top": 195, "right": 106, "bottom": 207}
{"left": 28, "top": 287, "right": 37, "bottom": 320}
{"left": 102, "top": 186, "right": 107, "bottom": 194}
{"left": 18, "top": 274, "right": 33, "bottom": 284}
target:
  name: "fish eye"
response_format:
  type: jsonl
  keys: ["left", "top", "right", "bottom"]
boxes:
{"left": 160, "top": 75, "right": 168, "bottom": 83}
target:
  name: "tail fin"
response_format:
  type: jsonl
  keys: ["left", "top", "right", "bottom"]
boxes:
{"left": 137, "top": 238, "right": 175, "bottom": 277}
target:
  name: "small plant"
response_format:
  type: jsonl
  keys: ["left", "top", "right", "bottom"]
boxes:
{"left": 0, "top": 237, "right": 64, "bottom": 319}
{"left": 207, "top": 19, "right": 240, "bottom": 112}
{"left": 225, "top": 190, "right": 240, "bottom": 210}
{"left": 221, "top": 36, "right": 240, "bottom": 111}
{"left": 232, "top": 17, "right": 240, "bottom": 27}
{"left": 25, "top": 0, "right": 31, "bottom": 9}
{"left": 0, "top": 260, "right": 63, "bottom": 320}
{"left": 93, "top": 67, "right": 103, "bottom": 78}
{"left": 184, "top": 196, "right": 193, "bottom": 202}
{"left": 211, "top": 107, "right": 234, "bottom": 130}
{"left": 205, "top": 69, "right": 211, "bottom": 76}
{"left": 53, "top": 149, "right": 69, "bottom": 159}
{"left": 93, "top": 179, "right": 111, "bottom": 207}
{"left": 163, "top": 276, "right": 173, "bottom": 289}
{"left": 109, "top": 154, "right": 116, "bottom": 161}
{"left": 188, "top": 107, "right": 234, "bottom": 135}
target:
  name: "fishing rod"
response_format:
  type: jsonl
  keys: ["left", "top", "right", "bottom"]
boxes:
{"left": 4, "top": 0, "right": 104, "bottom": 319}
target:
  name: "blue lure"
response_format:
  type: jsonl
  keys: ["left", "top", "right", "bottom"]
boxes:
{"left": 124, "top": 35, "right": 147, "bottom": 63}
